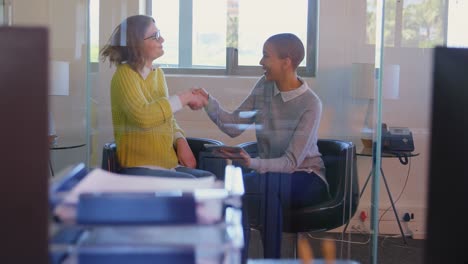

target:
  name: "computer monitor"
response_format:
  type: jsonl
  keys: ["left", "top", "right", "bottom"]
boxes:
{"left": 425, "top": 46, "right": 468, "bottom": 264}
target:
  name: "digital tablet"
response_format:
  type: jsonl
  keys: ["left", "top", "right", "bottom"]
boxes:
{"left": 203, "top": 144, "right": 243, "bottom": 153}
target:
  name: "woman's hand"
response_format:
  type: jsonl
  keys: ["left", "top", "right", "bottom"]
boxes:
{"left": 175, "top": 138, "right": 197, "bottom": 168}
{"left": 188, "top": 92, "right": 207, "bottom": 110}
{"left": 178, "top": 89, "right": 208, "bottom": 110}
{"left": 192, "top": 87, "right": 209, "bottom": 101}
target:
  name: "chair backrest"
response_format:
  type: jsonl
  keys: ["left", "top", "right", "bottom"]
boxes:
{"left": 318, "top": 139, "right": 356, "bottom": 202}
{"left": 185, "top": 137, "right": 224, "bottom": 167}
{"left": 101, "top": 138, "right": 224, "bottom": 173}
{"left": 102, "top": 142, "right": 119, "bottom": 172}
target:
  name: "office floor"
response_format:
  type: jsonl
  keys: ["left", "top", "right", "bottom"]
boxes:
{"left": 247, "top": 230, "right": 425, "bottom": 264}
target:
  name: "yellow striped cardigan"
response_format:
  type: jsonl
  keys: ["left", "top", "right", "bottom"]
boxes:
{"left": 110, "top": 64, "right": 184, "bottom": 169}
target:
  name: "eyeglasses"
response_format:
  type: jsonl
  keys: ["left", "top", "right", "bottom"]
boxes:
{"left": 144, "top": 30, "right": 161, "bottom": 41}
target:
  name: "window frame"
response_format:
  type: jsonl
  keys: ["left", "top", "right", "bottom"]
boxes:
{"left": 147, "top": 0, "right": 319, "bottom": 77}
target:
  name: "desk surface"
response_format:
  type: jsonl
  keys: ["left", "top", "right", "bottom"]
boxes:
{"left": 357, "top": 147, "right": 419, "bottom": 158}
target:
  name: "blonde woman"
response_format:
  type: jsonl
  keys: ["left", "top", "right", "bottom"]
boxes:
{"left": 101, "top": 15, "right": 211, "bottom": 178}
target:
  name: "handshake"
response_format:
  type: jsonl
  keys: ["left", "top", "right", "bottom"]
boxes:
{"left": 178, "top": 87, "right": 210, "bottom": 110}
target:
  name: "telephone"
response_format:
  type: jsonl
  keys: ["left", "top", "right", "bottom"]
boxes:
{"left": 382, "top": 123, "right": 415, "bottom": 164}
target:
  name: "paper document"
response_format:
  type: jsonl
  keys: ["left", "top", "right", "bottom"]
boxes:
{"left": 60, "top": 168, "right": 217, "bottom": 204}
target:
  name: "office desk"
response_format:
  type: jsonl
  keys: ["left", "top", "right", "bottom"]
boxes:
{"left": 357, "top": 147, "right": 419, "bottom": 159}
{"left": 49, "top": 139, "right": 86, "bottom": 176}
{"left": 49, "top": 164, "right": 244, "bottom": 264}
{"left": 351, "top": 148, "right": 419, "bottom": 244}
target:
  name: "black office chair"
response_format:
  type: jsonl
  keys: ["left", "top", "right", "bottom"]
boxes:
{"left": 185, "top": 137, "right": 224, "bottom": 170}
{"left": 238, "top": 139, "right": 359, "bottom": 255}
{"left": 101, "top": 137, "right": 224, "bottom": 174}
{"left": 102, "top": 141, "right": 120, "bottom": 172}
{"left": 284, "top": 139, "right": 359, "bottom": 232}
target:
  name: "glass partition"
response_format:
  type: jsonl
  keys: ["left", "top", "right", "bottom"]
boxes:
{"left": 47, "top": 0, "right": 88, "bottom": 174}
{"left": 0, "top": 0, "right": 10, "bottom": 26}
{"left": 369, "top": 0, "right": 467, "bottom": 263}
{"left": 0, "top": 1, "right": 4, "bottom": 25}
{"left": 86, "top": 1, "right": 369, "bottom": 262}
{"left": 87, "top": 0, "right": 465, "bottom": 262}
{"left": 6, "top": 0, "right": 464, "bottom": 263}
{"left": 7, "top": 0, "right": 88, "bottom": 175}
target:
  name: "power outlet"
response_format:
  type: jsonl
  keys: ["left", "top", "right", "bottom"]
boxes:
{"left": 359, "top": 210, "right": 368, "bottom": 222}
{"left": 351, "top": 224, "right": 363, "bottom": 233}
{"left": 397, "top": 211, "right": 416, "bottom": 222}
{"left": 350, "top": 206, "right": 425, "bottom": 237}
{"left": 402, "top": 212, "right": 412, "bottom": 222}
{"left": 351, "top": 221, "right": 369, "bottom": 234}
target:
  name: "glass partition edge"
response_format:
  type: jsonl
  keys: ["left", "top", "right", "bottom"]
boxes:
{"left": 370, "top": 0, "right": 386, "bottom": 263}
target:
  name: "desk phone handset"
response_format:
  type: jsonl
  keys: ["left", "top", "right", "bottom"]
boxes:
{"left": 382, "top": 123, "right": 415, "bottom": 165}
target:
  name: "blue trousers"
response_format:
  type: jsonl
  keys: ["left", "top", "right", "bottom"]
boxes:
{"left": 287, "top": 171, "right": 330, "bottom": 209}
{"left": 242, "top": 170, "right": 329, "bottom": 260}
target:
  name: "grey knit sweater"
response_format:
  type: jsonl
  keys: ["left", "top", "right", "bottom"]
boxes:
{"left": 205, "top": 76, "right": 327, "bottom": 186}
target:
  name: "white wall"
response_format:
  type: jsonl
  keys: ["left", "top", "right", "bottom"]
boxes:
{"left": 10, "top": 0, "right": 88, "bottom": 173}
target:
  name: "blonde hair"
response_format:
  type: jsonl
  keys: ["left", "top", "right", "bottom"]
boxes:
{"left": 266, "top": 33, "right": 305, "bottom": 70}
{"left": 100, "top": 15, "right": 155, "bottom": 71}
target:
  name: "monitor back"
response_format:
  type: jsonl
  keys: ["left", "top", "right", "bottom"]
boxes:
{"left": 0, "top": 27, "right": 49, "bottom": 263}
{"left": 425, "top": 46, "right": 468, "bottom": 264}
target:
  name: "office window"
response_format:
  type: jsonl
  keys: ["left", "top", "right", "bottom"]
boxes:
{"left": 151, "top": 1, "right": 181, "bottom": 67}
{"left": 0, "top": 1, "right": 4, "bottom": 25}
{"left": 89, "top": 0, "right": 99, "bottom": 63}
{"left": 446, "top": 0, "right": 468, "bottom": 48}
{"left": 150, "top": 0, "right": 318, "bottom": 76}
{"left": 366, "top": 0, "right": 468, "bottom": 48}
{"left": 1, "top": 0, "right": 11, "bottom": 26}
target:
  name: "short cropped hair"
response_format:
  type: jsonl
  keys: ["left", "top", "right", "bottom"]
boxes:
{"left": 266, "top": 33, "right": 305, "bottom": 70}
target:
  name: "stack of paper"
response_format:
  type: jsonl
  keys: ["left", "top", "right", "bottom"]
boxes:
{"left": 53, "top": 168, "right": 221, "bottom": 223}
{"left": 60, "top": 168, "right": 217, "bottom": 204}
